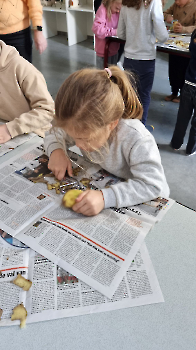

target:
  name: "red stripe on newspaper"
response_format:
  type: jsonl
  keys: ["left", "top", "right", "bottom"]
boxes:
{"left": 43, "top": 217, "right": 124, "bottom": 261}
{"left": 0, "top": 267, "right": 28, "bottom": 272}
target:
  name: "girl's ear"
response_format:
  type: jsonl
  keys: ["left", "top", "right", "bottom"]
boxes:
{"left": 109, "top": 119, "right": 119, "bottom": 131}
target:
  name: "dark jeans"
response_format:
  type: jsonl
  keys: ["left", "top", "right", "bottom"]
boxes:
{"left": 169, "top": 55, "right": 190, "bottom": 96}
{"left": 171, "top": 83, "right": 196, "bottom": 154}
{"left": 123, "top": 57, "right": 155, "bottom": 125}
{"left": 0, "top": 27, "right": 32, "bottom": 62}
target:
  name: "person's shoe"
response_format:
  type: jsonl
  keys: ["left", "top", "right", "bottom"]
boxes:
{"left": 146, "top": 125, "right": 154, "bottom": 133}
{"left": 170, "top": 142, "right": 182, "bottom": 150}
{"left": 165, "top": 93, "right": 178, "bottom": 101}
{"left": 186, "top": 151, "right": 196, "bottom": 156}
{"left": 172, "top": 96, "right": 180, "bottom": 103}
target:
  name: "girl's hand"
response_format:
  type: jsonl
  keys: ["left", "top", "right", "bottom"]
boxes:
{"left": 0, "top": 124, "right": 11, "bottom": 144}
{"left": 173, "top": 22, "right": 183, "bottom": 33}
{"left": 72, "top": 190, "right": 104, "bottom": 216}
{"left": 48, "top": 149, "right": 73, "bottom": 180}
{"left": 166, "top": 14, "right": 173, "bottom": 24}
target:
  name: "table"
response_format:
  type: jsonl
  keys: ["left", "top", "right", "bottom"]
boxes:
{"left": 1, "top": 139, "right": 196, "bottom": 350}
{"left": 104, "top": 36, "right": 191, "bottom": 68}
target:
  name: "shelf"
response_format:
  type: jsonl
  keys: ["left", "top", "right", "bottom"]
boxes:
{"left": 68, "top": 5, "right": 93, "bottom": 12}
{"left": 43, "top": 6, "right": 66, "bottom": 13}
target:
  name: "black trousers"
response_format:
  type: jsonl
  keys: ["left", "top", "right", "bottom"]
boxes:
{"left": 0, "top": 27, "right": 33, "bottom": 62}
{"left": 171, "top": 83, "right": 196, "bottom": 154}
{"left": 169, "top": 54, "right": 190, "bottom": 95}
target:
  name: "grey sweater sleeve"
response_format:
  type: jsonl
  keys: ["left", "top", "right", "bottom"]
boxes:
{"left": 152, "top": 0, "right": 169, "bottom": 43}
{"left": 117, "top": 8, "right": 126, "bottom": 40}
{"left": 44, "top": 127, "right": 75, "bottom": 156}
{"left": 101, "top": 135, "right": 170, "bottom": 208}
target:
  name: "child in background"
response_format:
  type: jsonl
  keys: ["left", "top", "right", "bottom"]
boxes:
{"left": 92, "top": 0, "right": 122, "bottom": 69}
{"left": 0, "top": 41, "right": 54, "bottom": 144}
{"left": 117, "top": 0, "right": 168, "bottom": 126}
{"left": 164, "top": 0, "right": 196, "bottom": 103}
{"left": 170, "top": 29, "right": 196, "bottom": 156}
{"left": 44, "top": 66, "right": 170, "bottom": 216}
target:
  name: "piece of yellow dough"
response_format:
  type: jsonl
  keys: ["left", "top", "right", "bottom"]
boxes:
{"left": 62, "top": 189, "right": 83, "bottom": 208}
{"left": 11, "top": 304, "right": 27, "bottom": 328}
{"left": 13, "top": 274, "right": 32, "bottom": 291}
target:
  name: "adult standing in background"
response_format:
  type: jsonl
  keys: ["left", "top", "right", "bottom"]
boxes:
{"left": 0, "top": 0, "right": 47, "bottom": 63}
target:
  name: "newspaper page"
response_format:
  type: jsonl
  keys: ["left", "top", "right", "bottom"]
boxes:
{"left": 0, "top": 121, "right": 36, "bottom": 157}
{"left": 15, "top": 203, "right": 152, "bottom": 298}
{"left": 0, "top": 142, "right": 55, "bottom": 236}
{"left": 0, "top": 239, "right": 29, "bottom": 323}
{"left": 0, "top": 143, "right": 173, "bottom": 297}
{"left": 0, "top": 239, "right": 164, "bottom": 327}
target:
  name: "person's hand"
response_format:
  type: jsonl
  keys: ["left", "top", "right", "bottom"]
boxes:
{"left": 48, "top": 149, "right": 73, "bottom": 180}
{"left": 166, "top": 14, "right": 173, "bottom": 24}
{"left": 72, "top": 190, "right": 104, "bottom": 216}
{"left": 0, "top": 124, "right": 11, "bottom": 144}
{"left": 173, "top": 22, "right": 183, "bottom": 33}
{"left": 33, "top": 30, "right": 47, "bottom": 54}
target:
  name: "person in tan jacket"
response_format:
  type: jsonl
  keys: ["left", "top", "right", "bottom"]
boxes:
{"left": 0, "top": 40, "right": 54, "bottom": 144}
{"left": 0, "top": 0, "right": 47, "bottom": 62}
{"left": 164, "top": 0, "right": 196, "bottom": 103}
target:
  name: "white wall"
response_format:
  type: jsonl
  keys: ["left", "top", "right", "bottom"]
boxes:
{"left": 164, "top": 0, "right": 173, "bottom": 10}
{"left": 56, "top": 12, "right": 67, "bottom": 32}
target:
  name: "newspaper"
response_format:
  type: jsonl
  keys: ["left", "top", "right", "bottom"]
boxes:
{"left": 0, "top": 238, "right": 164, "bottom": 326}
{"left": 0, "top": 121, "right": 36, "bottom": 157}
{"left": 0, "top": 141, "right": 174, "bottom": 297}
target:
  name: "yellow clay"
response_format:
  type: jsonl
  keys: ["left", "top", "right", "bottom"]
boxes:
{"left": 62, "top": 189, "right": 83, "bottom": 208}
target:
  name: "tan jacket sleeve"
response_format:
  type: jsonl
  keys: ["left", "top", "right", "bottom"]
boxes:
{"left": 164, "top": 4, "right": 174, "bottom": 21}
{"left": 26, "top": 0, "right": 43, "bottom": 27}
{"left": 6, "top": 69, "right": 54, "bottom": 138}
{"left": 182, "top": 24, "right": 196, "bottom": 34}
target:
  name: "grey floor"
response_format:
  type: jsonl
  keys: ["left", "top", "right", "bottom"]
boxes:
{"left": 33, "top": 35, "right": 196, "bottom": 211}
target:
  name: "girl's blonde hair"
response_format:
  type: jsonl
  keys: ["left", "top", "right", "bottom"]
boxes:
{"left": 102, "top": 0, "right": 122, "bottom": 20}
{"left": 122, "top": 0, "right": 152, "bottom": 9}
{"left": 122, "top": 0, "right": 166, "bottom": 9}
{"left": 55, "top": 66, "right": 142, "bottom": 137}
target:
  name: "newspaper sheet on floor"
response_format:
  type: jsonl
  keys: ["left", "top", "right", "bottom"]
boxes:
{"left": 0, "top": 238, "right": 164, "bottom": 327}
{"left": 0, "top": 141, "right": 174, "bottom": 298}
{"left": 0, "top": 121, "right": 36, "bottom": 157}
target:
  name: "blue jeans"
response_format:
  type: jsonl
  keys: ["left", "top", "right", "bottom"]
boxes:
{"left": 171, "top": 83, "right": 196, "bottom": 154}
{"left": 123, "top": 58, "right": 155, "bottom": 125}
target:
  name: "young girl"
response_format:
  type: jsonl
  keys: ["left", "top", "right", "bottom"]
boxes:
{"left": 0, "top": 41, "right": 54, "bottom": 144}
{"left": 117, "top": 0, "right": 168, "bottom": 125}
{"left": 44, "top": 66, "right": 170, "bottom": 217}
{"left": 92, "top": 0, "right": 122, "bottom": 69}
{"left": 164, "top": 0, "right": 196, "bottom": 103}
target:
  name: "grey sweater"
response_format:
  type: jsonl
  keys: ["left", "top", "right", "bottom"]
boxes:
{"left": 44, "top": 119, "right": 170, "bottom": 208}
{"left": 117, "top": 0, "right": 168, "bottom": 60}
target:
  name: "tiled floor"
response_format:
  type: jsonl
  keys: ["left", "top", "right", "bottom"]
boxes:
{"left": 33, "top": 36, "right": 196, "bottom": 211}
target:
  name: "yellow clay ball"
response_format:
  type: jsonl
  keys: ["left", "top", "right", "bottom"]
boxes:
{"left": 62, "top": 189, "right": 83, "bottom": 208}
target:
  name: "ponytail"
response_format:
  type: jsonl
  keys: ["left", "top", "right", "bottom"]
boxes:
{"left": 108, "top": 65, "right": 143, "bottom": 120}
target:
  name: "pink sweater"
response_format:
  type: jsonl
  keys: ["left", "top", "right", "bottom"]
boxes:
{"left": 92, "top": 4, "right": 120, "bottom": 57}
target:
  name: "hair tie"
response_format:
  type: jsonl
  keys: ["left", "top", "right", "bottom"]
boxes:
{"left": 104, "top": 68, "right": 112, "bottom": 78}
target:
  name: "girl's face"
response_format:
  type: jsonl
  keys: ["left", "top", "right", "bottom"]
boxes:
{"left": 175, "top": 0, "right": 191, "bottom": 7}
{"left": 65, "top": 121, "right": 118, "bottom": 152}
{"left": 111, "top": 1, "right": 122, "bottom": 14}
